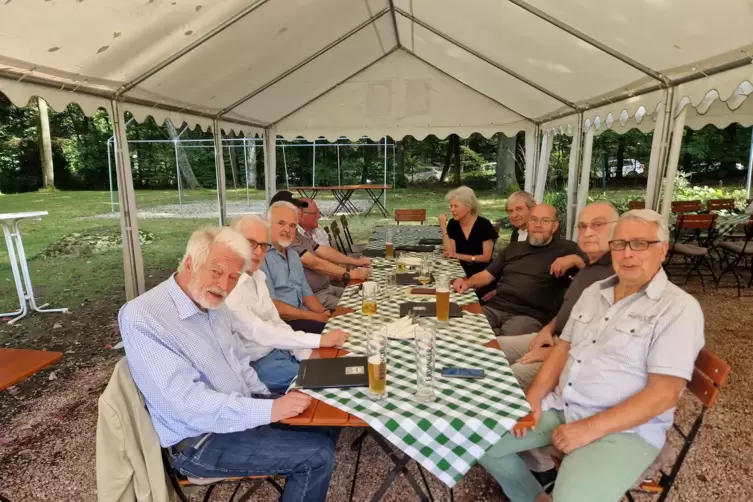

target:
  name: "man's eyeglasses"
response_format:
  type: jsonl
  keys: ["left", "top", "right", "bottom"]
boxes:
{"left": 248, "top": 239, "right": 271, "bottom": 252}
{"left": 529, "top": 217, "right": 557, "bottom": 225}
{"left": 608, "top": 239, "right": 660, "bottom": 251}
{"left": 577, "top": 220, "right": 614, "bottom": 232}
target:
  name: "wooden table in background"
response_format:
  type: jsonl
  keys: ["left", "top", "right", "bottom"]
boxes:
{"left": 290, "top": 184, "right": 392, "bottom": 217}
{"left": 0, "top": 348, "right": 63, "bottom": 391}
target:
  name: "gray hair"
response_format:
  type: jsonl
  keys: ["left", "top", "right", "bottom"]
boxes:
{"left": 268, "top": 201, "right": 299, "bottom": 223}
{"left": 507, "top": 191, "right": 536, "bottom": 209}
{"left": 230, "top": 214, "right": 272, "bottom": 241}
{"left": 178, "top": 226, "right": 251, "bottom": 274}
{"left": 446, "top": 186, "right": 481, "bottom": 215}
{"left": 584, "top": 200, "right": 619, "bottom": 221}
{"left": 611, "top": 209, "right": 669, "bottom": 242}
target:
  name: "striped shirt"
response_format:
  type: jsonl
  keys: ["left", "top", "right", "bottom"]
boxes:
{"left": 119, "top": 275, "right": 273, "bottom": 447}
{"left": 542, "top": 268, "right": 704, "bottom": 448}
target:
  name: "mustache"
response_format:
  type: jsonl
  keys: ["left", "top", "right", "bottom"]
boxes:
{"left": 206, "top": 287, "right": 228, "bottom": 299}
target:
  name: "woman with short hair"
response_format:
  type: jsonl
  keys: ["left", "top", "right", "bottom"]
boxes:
{"left": 439, "top": 186, "right": 498, "bottom": 300}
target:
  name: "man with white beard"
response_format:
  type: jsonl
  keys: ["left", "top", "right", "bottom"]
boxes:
{"left": 261, "top": 201, "right": 331, "bottom": 334}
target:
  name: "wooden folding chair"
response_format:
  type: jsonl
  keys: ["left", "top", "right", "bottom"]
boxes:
{"left": 665, "top": 214, "right": 717, "bottom": 291}
{"left": 715, "top": 216, "right": 753, "bottom": 296}
{"left": 626, "top": 348, "right": 731, "bottom": 502}
{"left": 706, "top": 198, "right": 735, "bottom": 213}
{"left": 627, "top": 200, "right": 646, "bottom": 210}
{"left": 162, "top": 447, "right": 284, "bottom": 502}
{"left": 323, "top": 226, "right": 333, "bottom": 247}
{"left": 339, "top": 215, "right": 365, "bottom": 254}
{"left": 394, "top": 208, "right": 426, "bottom": 225}
{"left": 330, "top": 222, "right": 348, "bottom": 254}
{"left": 671, "top": 200, "right": 702, "bottom": 214}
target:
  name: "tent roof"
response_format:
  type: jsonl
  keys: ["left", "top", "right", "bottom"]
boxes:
{"left": 1, "top": 0, "right": 752, "bottom": 138}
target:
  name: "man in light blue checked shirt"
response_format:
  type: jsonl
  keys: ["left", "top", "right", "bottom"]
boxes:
{"left": 479, "top": 209, "right": 704, "bottom": 502}
{"left": 119, "top": 226, "right": 339, "bottom": 502}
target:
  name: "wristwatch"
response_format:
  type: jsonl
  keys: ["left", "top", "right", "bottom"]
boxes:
{"left": 342, "top": 271, "right": 351, "bottom": 286}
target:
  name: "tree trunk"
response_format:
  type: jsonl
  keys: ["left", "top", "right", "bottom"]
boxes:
{"left": 495, "top": 133, "right": 519, "bottom": 194}
{"left": 361, "top": 139, "right": 374, "bottom": 183}
{"left": 681, "top": 129, "right": 694, "bottom": 172}
{"left": 395, "top": 140, "right": 406, "bottom": 188}
{"left": 226, "top": 145, "right": 239, "bottom": 189}
{"left": 439, "top": 135, "right": 456, "bottom": 183}
{"left": 247, "top": 140, "right": 258, "bottom": 188}
{"left": 166, "top": 121, "right": 200, "bottom": 189}
{"left": 37, "top": 97, "right": 54, "bottom": 189}
{"left": 514, "top": 132, "right": 526, "bottom": 187}
{"left": 615, "top": 136, "right": 626, "bottom": 179}
{"left": 452, "top": 134, "right": 461, "bottom": 185}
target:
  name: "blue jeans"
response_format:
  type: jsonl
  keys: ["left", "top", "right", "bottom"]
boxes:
{"left": 252, "top": 349, "right": 300, "bottom": 394}
{"left": 172, "top": 425, "right": 340, "bottom": 502}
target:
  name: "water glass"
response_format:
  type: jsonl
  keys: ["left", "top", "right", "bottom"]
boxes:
{"left": 414, "top": 321, "right": 437, "bottom": 402}
{"left": 362, "top": 281, "right": 378, "bottom": 316}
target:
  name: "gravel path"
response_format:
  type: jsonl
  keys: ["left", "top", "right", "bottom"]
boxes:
{"left": 85, "top": 200, "right": 374, "bottom": 220}
{"left": 1, "top": 282, "right": 752, "bottom": 501}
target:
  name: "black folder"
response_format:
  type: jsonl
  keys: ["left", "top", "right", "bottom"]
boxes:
{"left": 295, "top": 356, "right": 369, "bottom": 390}
{"left": 399, "top": 301, "right": 463, "bottom": 318}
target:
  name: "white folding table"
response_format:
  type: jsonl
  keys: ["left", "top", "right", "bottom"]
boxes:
{"left": 0, "top": 211, "right": 68, "bottom": 324}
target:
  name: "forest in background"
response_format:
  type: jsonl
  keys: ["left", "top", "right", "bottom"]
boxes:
{"left": 1, "top": 93, "right": 751, "bottom": 196}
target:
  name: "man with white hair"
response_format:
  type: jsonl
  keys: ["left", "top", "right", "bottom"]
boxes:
{"left": 263, "top": 201, "right": 331, "bottom": 333}
{"left": 119, "top": 227, "right": 339, "bottom": 501}
{"left": 225, "top": 214, "right": 349, "bottom": 393}
{"left": 478, "top": 209, "right": 705, "bottom": 502}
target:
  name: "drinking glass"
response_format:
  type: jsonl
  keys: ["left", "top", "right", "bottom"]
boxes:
{"left": 361, "top": 281, "right": 378, "bottom": 316}
{"left": 414, "top": 321, "right": 437, "bottom": 402}
{"left": 435, "top": 274, "right": 450, "bottom": 322}
{"left": 367, "top": 324, "right": 388, "bottom": 400}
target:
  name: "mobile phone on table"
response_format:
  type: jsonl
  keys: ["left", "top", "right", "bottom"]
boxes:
{"left": 441, "top": 367, "right": 485, "bottom": 379}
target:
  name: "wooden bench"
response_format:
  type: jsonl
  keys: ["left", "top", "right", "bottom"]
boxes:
{"left": 394, "top": 209, "right": 427, "bottom": 225}
{"left": 627, "top": 200, "right": 646, "bottom": 210}
{"left": 706, "top": 198, "right": 735, "bottom": 213}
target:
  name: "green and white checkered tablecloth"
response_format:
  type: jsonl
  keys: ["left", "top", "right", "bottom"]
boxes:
{"left": 365, "top": 226, "right": 443, "bottom": 250}
{"left": 296, "top": 336, "right": 530, "bottom": 487}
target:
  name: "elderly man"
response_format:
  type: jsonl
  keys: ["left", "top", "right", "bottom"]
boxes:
{"left": 479, "top": 209, "right": 705, "bottom": 502}
{"left": 507, "top": 191, "right": 536, "bottom": 242}
{"left": 119, "top": 226, "right": 339, "bottom": 502}
{"left": 455, "top": 204, "right": 585, "bottom": 337}
{"left": 263, "top": 201, "right": 331, "bottom": 333}
{"left": 292, "top": 196, "right": 370, "bottom": 309}
{"left": 225, "top": 214, "right": 349, "bottom": 393}
{"left": 499, "top": 201, "right": 619, "bottom": 390}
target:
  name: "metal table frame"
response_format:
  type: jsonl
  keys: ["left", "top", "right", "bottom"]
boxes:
{"left": 1, "top": 212, "right": 68, "bottom": 324}
{"left": 291, "top": 185, "right": 392, "bottom": 217}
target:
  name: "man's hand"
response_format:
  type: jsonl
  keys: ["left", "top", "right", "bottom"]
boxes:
{"left": 270, "top": 392, "right": 312, "bottom": 422}
{"left": 351, "top": 267, "right": 370, "bottom": 280}
{"left": 551, "top": 420, "right": 599, "bottom": 454}
{"left": 453, "top": 277, "right": 469, "bottom": 294}
{"left": 513, "top": 400, "right": 542, "bottom": 438}
{"left": 528, "top": 327, "right": 554, "bottom": 352}
{"left": 438, "top": 213, "right": 448, "bottom": 228}
{"left": 354, "top": 257, "right": 371, "bottom": 268}
{"left": 313, "top": 311, "right": 332, "bottom": 323}
{"left": 517, "top": 346, "right": 553, "bottom": 365}
{"left": 550, "top": 254, "right": 585, "bottom": 277}
{"left": 320, "top": 329, "right": 349, "bottom": 347}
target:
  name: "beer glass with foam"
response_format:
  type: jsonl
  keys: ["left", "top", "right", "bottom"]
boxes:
{"left": 435, "top": 273, "right": 450, "bottom": 322}
{"left": 368, "top": 324, "right": 388, "bottom": 400}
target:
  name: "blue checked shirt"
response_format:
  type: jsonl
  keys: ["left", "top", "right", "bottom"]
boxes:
{"left": 260, "top": 245, "right": 313, "bottom": 309}
{"left": 119, "top": 275, "right": 273, "bottom": 447}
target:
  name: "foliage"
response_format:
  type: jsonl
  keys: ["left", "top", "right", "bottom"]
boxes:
{"left": 672, "top": 172, "right": 749, "bottom": 211}
{"left": 460, "top": 145, "right": 486, "bottom": 172}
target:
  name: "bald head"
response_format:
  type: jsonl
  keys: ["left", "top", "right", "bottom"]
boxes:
{"left": 577, "top": 201, "right": 618, "bottom": 262}
{"left": 528, "top": 204, "right": 559, "bottom": 246}
{"left": 297, "top": 197, "right": 320, "bottom": 232}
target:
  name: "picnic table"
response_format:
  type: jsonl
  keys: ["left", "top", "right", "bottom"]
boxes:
{"left": 282, "top": 250, "right": 530, "bottom": 501}
{"left": 290, "top": 184, "right": 392, "bottom": 217}
{"left": 0, "top": 347, "right": 63, "bottom": 391}
{"left": 0, "top": 211, "right": 69, "bottom": 324}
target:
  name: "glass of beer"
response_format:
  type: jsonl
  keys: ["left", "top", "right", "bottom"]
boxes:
{"left": 386, "top": 228, "right": 394, "bottom": 260}
{"left": 368, "top": 325, "right": 388, "bottom": 400}
{"left": 414, "top": 321, "right": 436, "bottom": 402}
{"left": 396, "top": 251, "right": 407, "bottom": 273}
{"left": 435, "top": 274, "right": 450, "bottom": 322}
{"left": 384, "top": 268, "right": 397, "bottom": 297}
{"left": 361, "top": 281, "right": 378, "bottom": 316}
{"left": 417, "top": 257, "right": 432, "bottom": 286}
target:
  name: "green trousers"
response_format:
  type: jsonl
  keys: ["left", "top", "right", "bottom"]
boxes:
{"left": 478, "top": 410, "right": 659, "bottom": 502}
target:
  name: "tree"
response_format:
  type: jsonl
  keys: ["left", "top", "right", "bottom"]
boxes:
{"left": 166, "top": 120, "right": 200, "bottom": 189}
{"left": 495, "top": 133, "right": 519, "bottom": 194}
{"left": 439, "top": 134, "right": 461, "bottom": 184}
{"left": 395, "top": 140, "right": 406, "bottom": 188}
{"left": 37, "top": 97, "right": 54, "bottom": 188}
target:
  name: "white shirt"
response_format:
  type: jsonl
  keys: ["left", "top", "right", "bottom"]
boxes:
{"left": 542, "top": 269, "right": 704, "bottom": 449}
{"left": 518, "top": 229, "right": 528, "bottom": 241}
{"left": 225, "top": 270, "right": 321, "bottom": 361}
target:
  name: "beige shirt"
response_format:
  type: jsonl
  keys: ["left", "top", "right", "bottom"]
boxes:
{"left": 96, "top": 358, "right": 171, "bottom": 502}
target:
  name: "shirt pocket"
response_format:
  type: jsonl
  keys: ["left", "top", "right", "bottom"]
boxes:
{"left": 565, "top": 309, "right": 595, "bottom": 349}
{"left": 603, "top": 318, "right": 652, "bottom": 359}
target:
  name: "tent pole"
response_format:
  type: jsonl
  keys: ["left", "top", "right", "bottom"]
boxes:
{"left": 566, "top": 115, "right": 584, "bottom": 240}
{"left": 213, "top": 120, "right": 227, "bottom": 226}
{"left": 243, "top": 136, "right": 250, "bottom": 209}
{"left": 574, "top": 125, "right": 595, "bottom": 240}
{"left": 110, "top": 100, "right": 145, "bottom": 301}
{"left": 107, "top": 138, "right": 115, "bottom": 213}
{"left": 660, "top": 106, "right": 688, "bottom": 220}
{"left": 383, "top": 135, "right": 388, "bottom": 210}
{"left": 174, "top": 140, "right": 183, "bottom": 207}
{"left": 282, "top": 140, "right": 290, "bottom": 189}
{"left": 312, "top": 139, "right": 316, "bottom": 187}
{"left": 337, "top": 141, "right": 341, "bottom": 186}
{"left": 263, "top": 127, "right": 278, "bottom": 207}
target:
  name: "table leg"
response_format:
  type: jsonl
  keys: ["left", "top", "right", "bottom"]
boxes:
{"left": 341, "top": 189, "right": 360, "bottom": 215}
{"left": 330, "top": 190, "right": 348, "bottom": 216}
{"left": 364, "top": 189, "right": 390, "bottom": 217}
{"left": 0, "top": 223, "right": 27, "bottom": 321}
{"left": 6, "top": 220, "right": 68, "bottom": 324}
{"left": 368, "top": 432, "right": 431, "bottom": 502}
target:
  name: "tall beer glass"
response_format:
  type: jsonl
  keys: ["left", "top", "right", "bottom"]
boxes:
{"left": 435, "top": 274, "right": 450, "bottom": 322}
{"left": 368, "top": 324, "right": 388, "bottom": 400}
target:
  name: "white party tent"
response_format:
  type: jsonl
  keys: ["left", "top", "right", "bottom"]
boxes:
{"left": 1, "top": 0, "right": 752, "bottom": 298}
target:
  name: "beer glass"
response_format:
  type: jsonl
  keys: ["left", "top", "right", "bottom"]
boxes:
{"left": 386, "top": 228, "right": 394, "bottom": 260}
{"left": 361, "top": 281, "right": 378, "bottom": 316}
{"left": 414, "top": 321, "right": 437, "bottom": 402}
{"left": 417, "top": 256, "right": 432, "bottom": 286}
{"left": 395, "top": 251, "right": 407, "bottom": 273}
{"left": 435, "top": 273, "right": 450, "bottom": 322}
{"left": 384, "top": 268, "right": 397, "bottom": 297}
{"left": 368, "top": 324, "right": 388, "bottom": 400}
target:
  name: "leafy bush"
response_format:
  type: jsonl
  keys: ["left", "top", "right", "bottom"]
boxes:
{"left": 460, "top": 146, "right": 486, "bottom": 172}
{"left": 672, "top": 172, "right": 748, "bottom": 211}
